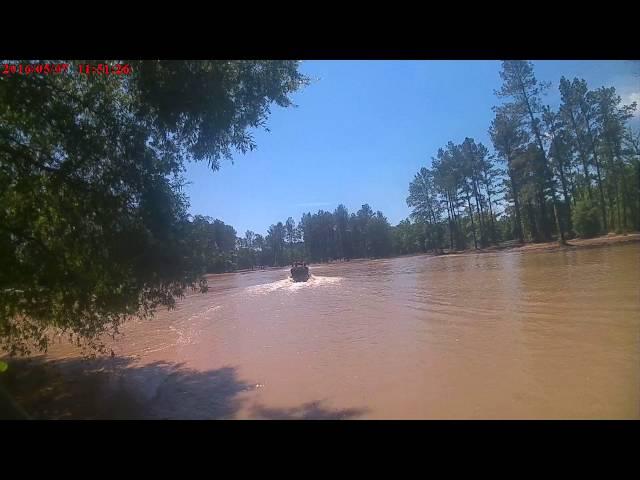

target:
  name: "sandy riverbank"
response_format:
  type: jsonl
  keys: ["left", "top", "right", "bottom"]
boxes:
{"left": 306, "top": 233, "right": 640, "bottom": 266}
{"left": 459, "top": 232, "right": 640, "bottom": 256}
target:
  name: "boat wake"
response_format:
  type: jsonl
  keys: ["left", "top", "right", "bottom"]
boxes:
{"left": 244, "top": 275, "right": 343, "bottom": 296}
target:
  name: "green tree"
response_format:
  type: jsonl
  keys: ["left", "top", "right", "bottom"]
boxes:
{"left": 285, "top": 217, "right": 296, "bottom": 246}
{"left": 356, "top": 205, "right": 374, "bottom": 257}
{"left": 244, "top": 230, "right": 255, "bottom": 249}
{"left": 592, "top": 86, "right": 637, "bottom": 232}
{"left": 490, "top": 111, "right": 527, "bottom": 243}
{"left": 572, "top": 198, "right": 601, "bottom": 238}
{"left": 406, "top": 167, "right": 442, "bottom": 251}
{"left": 565, "top": 78, "right": 609, "bottom": 231}
{"left": 543, "top": 106, "right": 575, "bottom": 232}
{"left": 334, "top": 205, "right": 351, "bottom": 259}
{"left": 559, "top": 77, "right": 594, "bottom": 202}
{"left": 392, "top": 219, "right": 413, "bottom": 255}
{"left": 623, "top": 128, "right": 640, "bottom": 229}
{"left": 495, "top": 60, "right": 566, "bottom": 244}
{"left": 366, "top": 212, "right": 393, "bottom": 258}
{"left": 284, "top": 217, "right": 299, "bottom": 263}
{"left": 432, "top": 147, "right": 466, "bottom": 250}
{"left": 266, "top": 222, "right": 286, "bottom": 266}
{"left": 0, "top": 60, "right": 308, "bottom": 355}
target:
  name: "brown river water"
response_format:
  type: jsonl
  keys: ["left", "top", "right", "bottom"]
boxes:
{"left": 16, "top": 242, "right": 640, "bottom": 419}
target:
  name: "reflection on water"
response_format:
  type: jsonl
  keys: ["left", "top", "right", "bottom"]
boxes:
{"left": 13, "top": 243, "right": 640, "bottom": 419}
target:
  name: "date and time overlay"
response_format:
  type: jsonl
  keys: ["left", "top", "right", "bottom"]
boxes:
{"left": 2, "top": 62, "right": 133, "bottom": 76}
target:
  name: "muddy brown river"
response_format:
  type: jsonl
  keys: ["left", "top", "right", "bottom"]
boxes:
{"left": 20, "top": 242, "right": 640, "bottom": 419}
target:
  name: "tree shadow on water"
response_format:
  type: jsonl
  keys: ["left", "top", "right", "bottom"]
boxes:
{"left": 250, "top": 401, "right": 367, "bottom": 420}
{"left": 0, "top": 356, "right": 368, "bottom": 420}
{"left": 1, "top": 356, "right": 251, "bottom": 419}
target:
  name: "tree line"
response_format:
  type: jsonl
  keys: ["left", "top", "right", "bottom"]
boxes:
{"left": 401, "top": 61, "right": 639, "bottom": 254}
{"left": 185, "top": 203, "right": 395, "bottom": 272}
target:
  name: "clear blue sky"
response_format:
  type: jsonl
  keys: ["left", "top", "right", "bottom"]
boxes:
{"left": 183, "top": 60, "right": 640, "bottom": 236}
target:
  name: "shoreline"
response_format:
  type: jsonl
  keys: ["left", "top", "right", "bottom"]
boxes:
{"left": 452, "top": 232, "right": 640, "bottom": 256}
{"left": 207, "top": 233, "right": 640, "bottom": 275}
{"left": 312, "top": 233, "right": 640, "bottom": 265}
{"left": 406, "top": 233, "right": 640, "bottom": 261}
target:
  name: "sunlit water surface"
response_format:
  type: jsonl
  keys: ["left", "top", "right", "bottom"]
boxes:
{"left": 39, "top": 243, "right": 640, "bottom": 419}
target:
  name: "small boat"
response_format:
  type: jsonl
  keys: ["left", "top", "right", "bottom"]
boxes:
{"left": 290, "top": 262, "right": 310, "bottom": 282}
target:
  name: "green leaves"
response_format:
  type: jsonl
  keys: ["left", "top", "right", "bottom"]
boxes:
{"left": 572, "top": 198, "right": 601, "bottom": 238}
{"left": 0, "top": 360, "right": 8, "bottom": 373}
{"left": 1, "top": 61, "right": 308, "bottom": 355}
